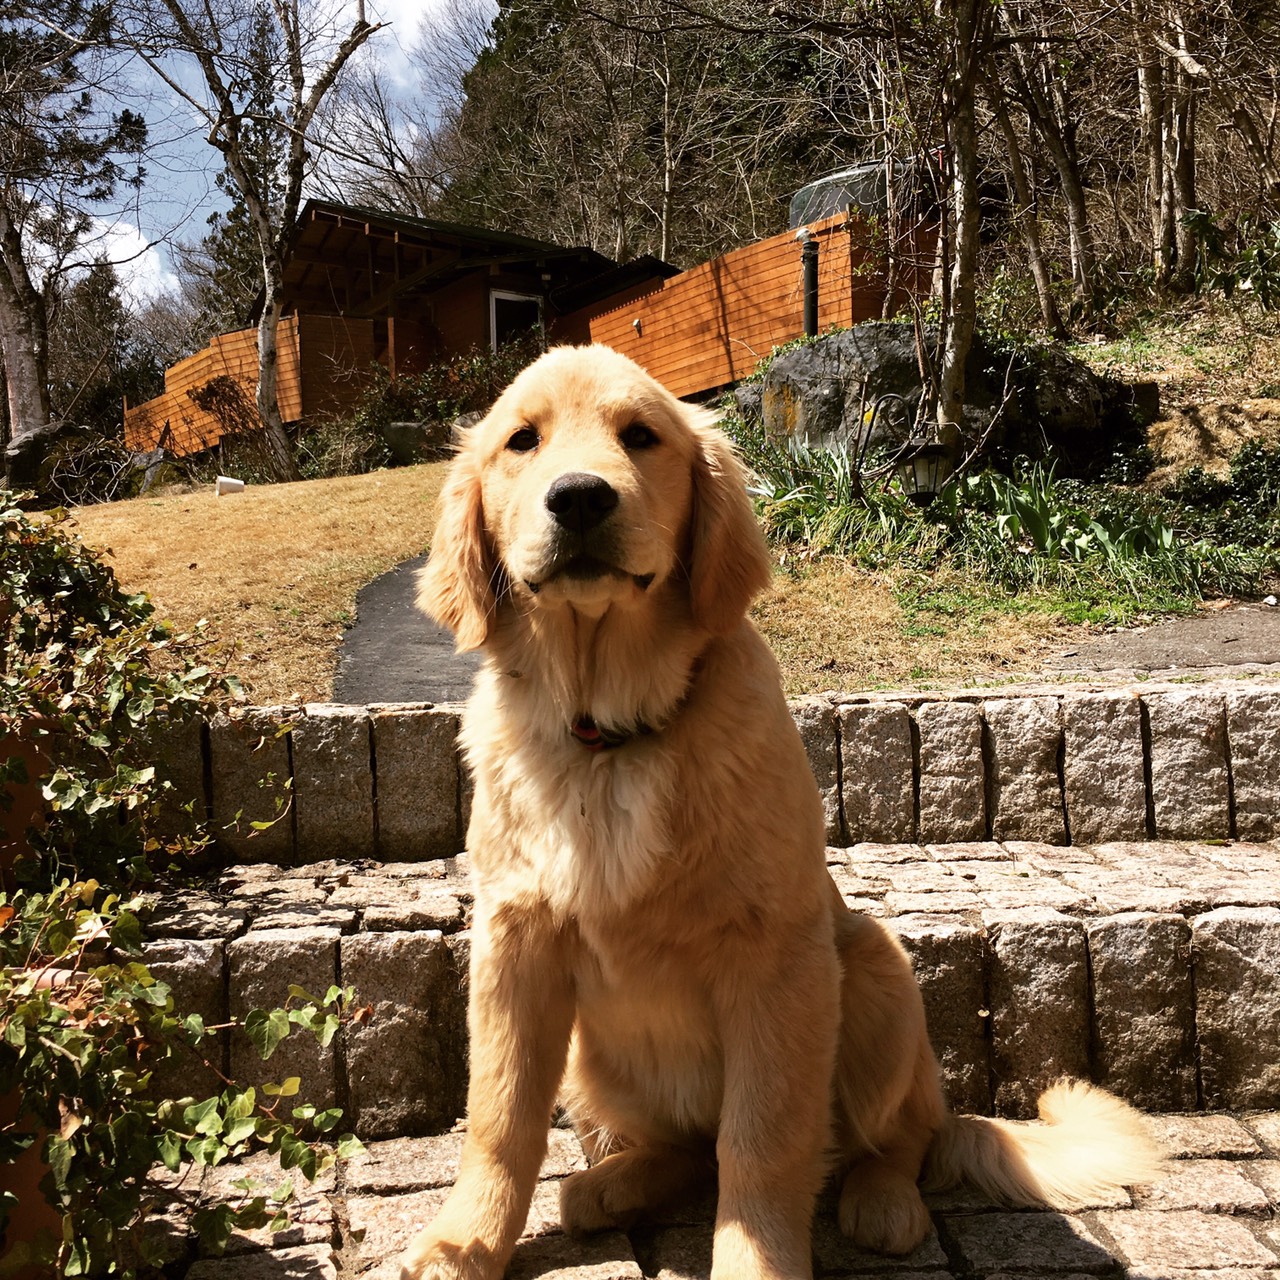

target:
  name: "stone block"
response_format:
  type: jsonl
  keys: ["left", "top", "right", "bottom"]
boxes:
{"left": 1061, "top": 693, "right": 1147, "bottom": 842}
{"left": 184, "top": 1245, "right": 337, "bottom": 1280}
{"left": 341, "top": 930, "right": 468, "bottom": 1138}
{"left": 941, "top": 1212, "right": 1114, "bottom": 1273}
{"left": 1192, "top": 906, "right": 1280, "bottom": 1109}
{"left": 143, "top": 937, "right": 227, "bottom": 1100}
{"left": 1145, "top": 691, "right": 1230, "bottom": 840}
{"left": 790, "top": 695, "right": 840, "bottom": 843}
{"left": 507, "top": 1231, "right": 642, "bottom": 1280}
{"left": 372, "top": 707, "right": 461, "bottom": 860}
{"left": 1226, "top": 687, "right": 1280, "bottom": 840}
{"left": 810, "top": 1210, "right": 947, "bottom": 1274}
{"left": 985, "top": 908, "right": 1089, "bottom": 1118}
{"left": 1144, "top": 1113, "right": 1262, "bottom": 1159}
{"left": 145, "top": 712, "right": 208, "bottom": 838}
{"left": 891, "top": 914, "right": 990, "bottom": 1115}
{"left": 227, "top": 927, "right": 339, "bottom": 1108}
{"left": 983, "top": 696, "right": 1064, "bottom": 843}
{"left": 1134, "top": 1159, "right": 1271, "bottom": 1213}
{"left": 208, "top": 707, "right": 296, "bottom": 863}
{"left": 1086, "top": 913, "right": 1196, "bottom": 1111}
{"left": 292, "top": 705, "right": 374, "bottom": 861}
{"left": 839, "top": 702, "right": 914, "bottom": 843}
{"left": 916, "top": 701, "right": 985, "bottom": 843}
{"left": 1093, "top": 1209, "right": 1279, "bottom": 1272}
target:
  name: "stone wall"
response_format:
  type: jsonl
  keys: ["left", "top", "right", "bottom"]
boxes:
{"left": 164, "top": 682, "right": 1280, "bottom": 864}
{"left": 141, "top": 838, "right": 1280, "bottom": 1138}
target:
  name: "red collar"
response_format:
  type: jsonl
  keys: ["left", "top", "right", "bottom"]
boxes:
{"left": 570, "top": 716, "right": 652, "bottom": 752}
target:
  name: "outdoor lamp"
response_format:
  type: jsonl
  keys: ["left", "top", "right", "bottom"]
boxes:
{"left": 894, "top": 437, "right": 951, "bottom": 506}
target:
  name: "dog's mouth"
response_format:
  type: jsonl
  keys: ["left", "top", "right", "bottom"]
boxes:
{"left": 525, "top": 555, "right": 655, "bottom": 595}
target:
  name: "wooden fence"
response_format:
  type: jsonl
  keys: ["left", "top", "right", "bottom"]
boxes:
{"left": 124, "top": 315, "right": 376, "bottom": 456}
{"left": 579, "top": 213, "right": 933, "bottom": 399}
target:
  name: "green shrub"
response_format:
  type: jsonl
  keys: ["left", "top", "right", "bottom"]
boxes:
{"left": 344, "top": 332, "right": 545, "bottom": 444}
{"left": 726, "top": 413, "right": 1276, "bottom": 615}
{"left": 1, "top": 494, "right": 235, "bottom": 885}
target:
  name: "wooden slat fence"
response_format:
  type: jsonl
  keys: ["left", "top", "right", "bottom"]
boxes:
{"left": 123, "top": 315, "right": 376, "bottom": 457}
{"left": 578, "top": 213, "right": 933, "bottom": 399}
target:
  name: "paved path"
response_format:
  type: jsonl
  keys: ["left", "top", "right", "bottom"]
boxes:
{"left": 333, "top": 560, "right": 1280, "bottom": 706}
{"left": 332, "top": 554, "right": 481, "bottom": 706}
{"left": 174, "top": 1111, "right": 1280, "bottom": 1278}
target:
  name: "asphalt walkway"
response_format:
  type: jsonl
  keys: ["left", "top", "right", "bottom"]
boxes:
{"left": 332, "top": 557, "right": 1280, "bottom": 706}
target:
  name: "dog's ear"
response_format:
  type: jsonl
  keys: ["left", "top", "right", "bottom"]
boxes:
{"left": 687, "top": 408, "right": 773, "bottom": 635}
{"left": 417, "top": 443, "right": 497, "bottom": 652}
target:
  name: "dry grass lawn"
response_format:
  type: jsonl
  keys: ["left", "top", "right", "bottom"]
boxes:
{"left": 68, "top": 467, "right": 1082, "bottom": 704}
{"left": 70, "top": 466, "right": 449, "bottom": 704}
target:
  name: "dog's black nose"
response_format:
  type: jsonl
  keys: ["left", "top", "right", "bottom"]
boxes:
{"left": 545, "top": 472, "right": 619, "bottom": 532}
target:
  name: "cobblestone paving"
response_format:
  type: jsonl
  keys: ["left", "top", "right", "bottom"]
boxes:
{"left": 168, "top": 1113, "right": 1280, "bottom": 1279}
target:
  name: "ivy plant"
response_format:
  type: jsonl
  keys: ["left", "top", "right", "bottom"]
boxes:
{"left": 0, "top": 881, "right": 364, "bottom": 1275}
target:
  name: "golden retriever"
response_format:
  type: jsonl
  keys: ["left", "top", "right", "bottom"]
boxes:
{"left": 403, "top": 345, "right": 1161, "bottom": 1280}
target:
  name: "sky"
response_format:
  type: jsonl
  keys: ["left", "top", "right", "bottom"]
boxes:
{"left": 107, "top": 0, "right": 493, "bottom": 305}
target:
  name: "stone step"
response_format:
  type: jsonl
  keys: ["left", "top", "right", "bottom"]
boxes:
{"left": 150, "top": 680, "right": 1280, "bottom": 867}
{"left": 163, "top": 1112, "right": 1280, "bottom": 1278}
{"left": 141, "top": 839, "right": 1280, "bottom": 1145}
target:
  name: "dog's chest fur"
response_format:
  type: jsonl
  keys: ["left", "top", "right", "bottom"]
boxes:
{"left": 462, "top": 697, "right": 680, "bottom": 920}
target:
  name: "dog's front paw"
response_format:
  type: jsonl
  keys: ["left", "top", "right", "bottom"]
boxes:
{"left": 559, "top": 1165, "right": 637, "bottom": 1234}
{"left": 397, "top": 1228, "right": 504, "bottom": 1280}
{"left": 837, "top": 1171, "right": 931, "bottom": 1256}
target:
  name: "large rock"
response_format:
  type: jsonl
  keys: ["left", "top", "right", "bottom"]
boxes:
{"left": 1087, "top": 912, "right": 1197, "bottom": 1111}
{"left": 839, "top": 702, "right": 914, "bottom": 843}
{"left": 1145, "top": 691, "right": 1230, "bottom": 840}
{"left": 916, "top": 700, "right": 985, "bottom": 843}
{"left": 736, "top": 323, "right": 1146, "bottom": 470}
{"left": 790, "top": 696, "right": 841, "bottom": 843}
{"left": 341, "top": 930, "right": 468, "bottom": 1138}
{"left": 983, "top": 696, "right": 1064, "bottom": 843}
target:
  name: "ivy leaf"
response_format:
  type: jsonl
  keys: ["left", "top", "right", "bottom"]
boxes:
{"left": 262, "top": 1077, "right": 300, "bottom": 1098}
{"left": 159, "top": 1131, "right": 183, "bottom": 1173}
{"left": 244, "top": 1008, "right": 290, "bottom": 1060}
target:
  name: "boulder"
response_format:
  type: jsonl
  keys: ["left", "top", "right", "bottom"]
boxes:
{"left": 735, "top": 323, "right": 1156, "bottom": 475}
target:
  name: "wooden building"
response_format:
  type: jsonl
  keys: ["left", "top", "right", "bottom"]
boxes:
{"left": 124, "top": 200, "right": 676, "bottom": 455}
{"left": 125, "top": 200, "right": 927, "bottom": 457}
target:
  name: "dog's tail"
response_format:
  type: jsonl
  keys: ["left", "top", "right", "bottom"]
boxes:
{"left": 922, "top": 1079, "right": 1165, "bottom": 1210}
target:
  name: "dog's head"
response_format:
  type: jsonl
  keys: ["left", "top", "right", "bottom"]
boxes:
{"left": 419, "top": 345, "right": 771, "bottom": 651}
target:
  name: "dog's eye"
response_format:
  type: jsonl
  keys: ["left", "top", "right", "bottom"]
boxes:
{"left": 621, "top": 423, "right": 658, "bottom": 451}
{"left": 506, "top": 427, "right": 540, "bottom": 453}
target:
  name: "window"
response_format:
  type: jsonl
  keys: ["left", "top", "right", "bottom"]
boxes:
{"left": 490, "top": 290, "right": 543, "bottom": 352}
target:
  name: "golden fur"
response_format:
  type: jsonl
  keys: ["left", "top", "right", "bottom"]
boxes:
{"left": 402, "top": 345, "right": 1163, "bottom": 1280}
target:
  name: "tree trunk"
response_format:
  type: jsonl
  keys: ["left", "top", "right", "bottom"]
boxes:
{"left": 1133, "top": 12, "right": 1169, "bottom": 282}
{"left": 255, "top": 264, "right": 303, "bottom": 483}
{"left": 937, "top": 0, "right": 982, "bottom": 448}
{"left": 988, "top": 81, "right": 1068, "bottom": 339}
{"left": 0, "top": 211, "right": 54, "bottom": 484}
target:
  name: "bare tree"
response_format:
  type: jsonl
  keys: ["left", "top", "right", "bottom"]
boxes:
{"left": 1, "top": 0, "right": 147, "bottom": 484}
{"left": 127, "top": 0, "right": 384, "bottom": 482}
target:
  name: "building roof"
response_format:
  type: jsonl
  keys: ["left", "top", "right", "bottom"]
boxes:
{"left": 275, "top": 199, "right": 628, "bottom": 320}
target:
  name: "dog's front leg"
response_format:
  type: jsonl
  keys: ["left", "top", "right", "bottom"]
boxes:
{"left": 710, "top": 931, "right": 840, "bottom": 1280}
{"left": 399, "top": 900, "right": 575, "bottom": 1280}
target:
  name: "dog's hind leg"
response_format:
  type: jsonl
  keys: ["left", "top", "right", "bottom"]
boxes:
{"left": 560, "top": 1141, "right": 714, "bottom": 1233}
{"left": 832, "top": 906, "right": 946, "bottom": 1256}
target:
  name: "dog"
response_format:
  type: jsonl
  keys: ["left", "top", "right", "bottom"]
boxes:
{"left": 402, "top": 345, "right": 1162, "bottom": 1280}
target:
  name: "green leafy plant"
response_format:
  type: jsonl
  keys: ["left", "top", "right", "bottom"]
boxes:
{"left": 1186, "top": 209, "right": 1280, "bottom": 310}
{"left": 1, "top": 493, "right": 237, "bottom": 885}
{"left": 727, "top": 412, "right": 1276, "bottom": 615}
{"left": 343, "top": 331, "right": 546, "bottom": 449}
{"left": 0, "top": 881, "right": 364, "bottom": 1276}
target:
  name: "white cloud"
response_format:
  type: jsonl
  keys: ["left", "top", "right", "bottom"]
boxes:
{"left": 85, "top": 218, "right": 180, "bottom": 307}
